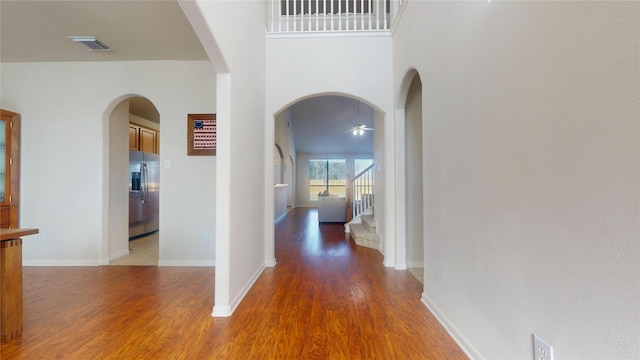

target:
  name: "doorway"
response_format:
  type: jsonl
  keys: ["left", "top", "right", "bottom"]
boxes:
{"left": 404, "top": 74, "right": 424, "bottom": 284}
{"left": 106, "top": 96, "right": 160, "bottom": 266}
{"left": 285, "top": 155, "right": 295, "bottom": 208}
{"left": 272, "top": 95, "right": 376, "bottom": 251}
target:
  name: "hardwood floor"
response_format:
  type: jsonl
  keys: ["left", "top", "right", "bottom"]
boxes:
{"left": 1, "top": 208, "right": 467, "bottom": 359}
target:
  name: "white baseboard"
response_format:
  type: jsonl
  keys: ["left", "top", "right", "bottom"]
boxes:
{"left": 24, "top": 259, "right": 216, "bottom": 267}
{"left": 23, "top": 260, "right": 100, "bottom": 266}
{"left": 421, "top": 293, "right": 483, "bottom": 360}
{"left": 275, "top": 213, "right": 287, "bottom": 223}
{"left": 407, "top": 260, "right": 424, "bottom": 268}
{"left": 212, "top": 262, "right": 265, "bottom": 318}
{"left": 265, "top": 258, "right": 276, "bottom": 267}
{"left": 158, "top": 259, "right": 215, "bottom": 267}
{"left": 211, "top": 305, "right": 231, "bottom": 317}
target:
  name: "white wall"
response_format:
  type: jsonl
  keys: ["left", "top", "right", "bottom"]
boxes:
{"left": 275, "top": 109, "right": 296, "bottom": 207}
{"left": 0, "top": 60, "right": 216, "bottom": 266}
{"left": 274, "top": 184, "right": 288, "bottom": 222}
{"left": 393, "top": 1, "right": 640, "bottom": 359}
{"left": 266, "top": 34, "right": 394, "bottom": 262}
{"left": 108, "top": 99, "right": 131, "bottom": 261}
{"left": 181, "top": 0, "right": 267, "bottom": 316}
{"left": 405, "top": 75, "right": 423, "bottom": 268}
{"left": 275, "top": 109, "right": 296, "bottom": 171}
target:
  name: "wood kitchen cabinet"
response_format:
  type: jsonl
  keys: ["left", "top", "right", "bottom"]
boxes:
{"left": 129, "top": 123, "right": 159, "bottom": 154}
{"left": 0, "top": 109, "right": 20, "bottom": 229}
{"left": 129, "top": 124, "right": 140, "bottom": 151}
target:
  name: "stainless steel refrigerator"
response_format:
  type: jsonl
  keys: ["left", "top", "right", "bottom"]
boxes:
{"left": 129, "top": 150, "right": 159, "bottom": 239}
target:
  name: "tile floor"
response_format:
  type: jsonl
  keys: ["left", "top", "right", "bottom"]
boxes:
{"left": 109, "top": 232, "right": 159, "bottom": 266}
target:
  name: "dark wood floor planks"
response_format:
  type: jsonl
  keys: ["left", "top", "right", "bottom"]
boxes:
{"left": 1, "top": 208, "right": 467, "bottom": 359}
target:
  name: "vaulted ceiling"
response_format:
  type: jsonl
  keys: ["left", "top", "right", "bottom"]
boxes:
{"left": 289, "top": 96, "right": 374, "bottom": 155}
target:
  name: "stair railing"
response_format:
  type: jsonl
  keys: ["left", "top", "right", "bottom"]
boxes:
{"left": 348, "top": 163, "right": 374, "bottom": 220}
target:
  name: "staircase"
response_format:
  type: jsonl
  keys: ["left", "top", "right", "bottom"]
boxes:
{"left": 349, "top": 213, "right": 380, "bottom": 249}
{"left": 344, "top": 163, "right": 380, "bottom": 250}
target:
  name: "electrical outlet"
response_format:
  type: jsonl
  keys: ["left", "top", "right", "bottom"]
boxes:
{"left": 533, "top": 335, "right": 553, "bottom": 360}
{"left": 39, "top": 233, "right": 46, "bottom": 244}
{"left": 201, "top": 233, "right": 209, "bottom": 244}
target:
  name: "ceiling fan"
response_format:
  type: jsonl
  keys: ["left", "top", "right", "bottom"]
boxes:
{"left": 346, "top": 124, "right": 373, "bottom": 136}
{"left": 345, "top": 101, "right": 373, "bottom": 135}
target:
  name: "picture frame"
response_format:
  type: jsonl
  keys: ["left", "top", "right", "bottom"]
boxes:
{"left": 187, "top": 113, "right": 216, "bottom": 156}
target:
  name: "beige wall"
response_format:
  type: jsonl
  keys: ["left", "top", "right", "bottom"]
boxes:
{"left": 181, "top": 0, "right": 268, "bottom": 315}
{"left": 0, "top": 60, "right": 216, "bottom": 265}
{"left": 275, "top": 110, "right": 296, "bottom": 207}
{"left": 404, "top": 75, "right": 423, "bottom": 267}
{"left": 393, "top": 1, "right": 640, "bottom": 359}
{"left": 265, "top": 34, "right": 395, "bottom": 262}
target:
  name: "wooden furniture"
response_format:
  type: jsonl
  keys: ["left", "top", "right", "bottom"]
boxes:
{"left": 0, "top": 228, "right": 38, "bottom": 343}
{"left": 0, "top": 109, "right": 20, "bottom": 229}
{"left": 129, "top": 123, "right": 159, "bottom": 154}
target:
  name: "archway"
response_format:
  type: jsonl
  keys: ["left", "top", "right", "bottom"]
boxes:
{"left": 394, "top": 69, "right": 424, "bottom": 276}
{"left": 404, "top": 74, "right": 424, "bottom": 283}
{"left": 274, "top": 143, "right": 284, "bottom": 184}
{"left": 103, "top": 95, "right": 160, "bottom": 265}
{"left": 286, "top": 155, "right": 295, "bottom": 208}
{"left": 268, "top": 94, "right": 382, "bottom": 264}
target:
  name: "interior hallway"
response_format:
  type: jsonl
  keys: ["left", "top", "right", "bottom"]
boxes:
{"left": 1, "top": 208, "right": 466, "bottom": 359}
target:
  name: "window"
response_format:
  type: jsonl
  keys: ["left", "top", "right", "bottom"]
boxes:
{"left": 309, "top": 159, "right": 346, "bottom": 200}
{"left": 355, "top": 158, "right": 373, "bottom": 176}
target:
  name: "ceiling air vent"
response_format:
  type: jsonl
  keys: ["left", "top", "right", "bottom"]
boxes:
{"left": 67, "top": 36, "right": 111, "bottom": 51}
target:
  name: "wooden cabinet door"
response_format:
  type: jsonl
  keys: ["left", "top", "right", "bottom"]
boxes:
{"left": 129, "top": 125, "right": 139, "bottom": 150}
{"left": 0, "top": 207, "right": 8, "bottom": 228}
{"left": 0, "top": 109, "right": 20, "bottom": 228}
{"left": 140, "top": 128, "right": 156, "bottom": 154}
{"left": 153, "top": 132, "right": 160, "bottom": 155}
{"left": 0, "top": 118, "right": 7, "bottom": 206}
{"left": 130, "top": 122, "right": 159, "bottom": 154}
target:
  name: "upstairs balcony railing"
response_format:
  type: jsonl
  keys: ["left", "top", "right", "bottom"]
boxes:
{"left": 267, "top": 0, "right": 403, "bottom": 34}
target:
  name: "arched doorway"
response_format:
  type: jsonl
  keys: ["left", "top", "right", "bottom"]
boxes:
{"left": 404, "top": 74, "right": 424, "bottom": 283}
{"left": 274, "top": 143, "right": 284, "bottom": 184}
{"left": 269, "top": 94, "right": 380, "bottom": 262}
{"left": 285, "top": 155, "right": 295, "bottom": 208}
{"left": 104, "top": 95, "right": 160, "bottom": 266}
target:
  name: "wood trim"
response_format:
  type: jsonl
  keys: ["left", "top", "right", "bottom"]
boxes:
{"left": 0, "top": 228, "right": 39, "bottom": 242}
{"left": 0, "top": 109, "right": 20, "bottom": 228}
{"left": 187, "top": 114, "right": 216, "bottom": 156}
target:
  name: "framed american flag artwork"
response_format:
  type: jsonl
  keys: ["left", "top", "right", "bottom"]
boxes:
{"left": 187, "top": 113, "right": 216, "bottom": 156}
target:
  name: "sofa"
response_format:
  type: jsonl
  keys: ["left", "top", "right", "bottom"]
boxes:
{"left": 317, "top": 194, "right": 347, "bottom": 222}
